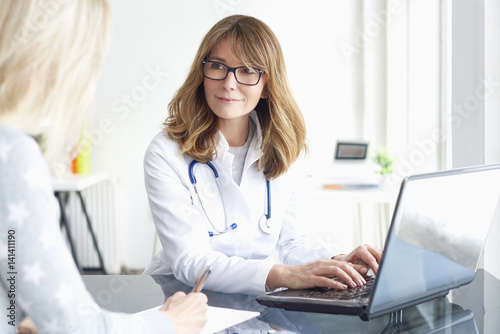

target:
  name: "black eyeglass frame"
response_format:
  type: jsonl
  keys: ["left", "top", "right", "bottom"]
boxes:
{"left": 202, "top": 60, "right": 265, "bottom": 86}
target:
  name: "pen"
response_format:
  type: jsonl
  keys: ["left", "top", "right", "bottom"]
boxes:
{"left": 192, "top": 266, "right": 211, "bottom": 292}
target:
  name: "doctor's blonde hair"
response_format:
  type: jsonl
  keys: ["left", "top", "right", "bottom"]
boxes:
{"left": 0, "top": 0, "right": 111, "bottom": 163}
{"left": 164, "top": 15, "right": 307, "bottom": 180}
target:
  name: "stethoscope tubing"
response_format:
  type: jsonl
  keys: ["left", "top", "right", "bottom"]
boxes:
{"left": 188, "top": 160, "right": 271, "bottom": 236}
{"left": 265, "top": 179, "right": 271, "bottom": 220}
{"left": 189, "top": 160, "right": 231, "bottom": 235}
{"left": 189, "top": 160, "right": 218, "bottom": 183}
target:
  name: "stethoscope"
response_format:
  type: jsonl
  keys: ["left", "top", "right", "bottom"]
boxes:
{"left": 188, "top": 160, "right": 273, "bottom": 236}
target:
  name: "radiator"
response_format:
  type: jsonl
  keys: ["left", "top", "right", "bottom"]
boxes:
{"left": 60, "top": 179, "right": 120, "bottom": 274}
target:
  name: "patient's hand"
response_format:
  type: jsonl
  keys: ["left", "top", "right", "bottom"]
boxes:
{"left": 161, "top": 291, "right": 208, "bottom": 334}
{"left": 18, "top": 317, "right": 37, "bottom": 334}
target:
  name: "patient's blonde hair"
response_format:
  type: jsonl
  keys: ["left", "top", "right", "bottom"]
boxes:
{"left": 164, "top": 15, "right": 307, "bottom": 180}
{"left": 0, "top": 0, "right": 111, "bottom": 163}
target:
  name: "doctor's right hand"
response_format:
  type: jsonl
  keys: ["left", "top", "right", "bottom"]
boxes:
{"left": 160, "top": 291, "right": 208, "bottom": 334}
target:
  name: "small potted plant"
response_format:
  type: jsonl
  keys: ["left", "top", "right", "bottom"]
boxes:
{"left": 373, "top": 147, "right": 395, "bottom": 191}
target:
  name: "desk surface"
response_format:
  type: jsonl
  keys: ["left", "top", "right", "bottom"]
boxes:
{"left": 83, "top": 269, "right": 498, "bottom": 333}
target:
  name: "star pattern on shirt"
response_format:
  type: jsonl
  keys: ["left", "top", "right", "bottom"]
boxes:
{"left": 7, "top": 201, "right": 29, "bottom": 227}
{"left": 39, "top": 228, "right": 59, "bottom": 250}
{"left": 22, "top": 261, "right": 46, "bottom": 286}
{"left": 76, "top": 296, "right": 100, "bottom": 318}
{"left": 42, "top": 318, "right": 63, "bottom": 333}
{"left": 0, "top": 138, "right": 13, "bottom": 162}
{"left": 109, "top": 313, "right": 125, "bottom": 334}
{"left": 24, "top": 165, "right": 46, "bottom": 189}
{"left": 1, "top": 130, "right": 170, "bottom": 332}
{"left": 48, "top": 196, "right": 60, "bottom": 219}
{"left": 130, "top": 314, "right": 148, "bottom": 334}
{"left": 56, "top": 282, "right": 74, "bottom": 306}
{"left": 17, "top": 296, "right": 33, "bottom": 312}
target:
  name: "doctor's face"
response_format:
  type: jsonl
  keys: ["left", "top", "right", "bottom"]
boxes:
{"left": 203, "top": 39, "right": 267, "bottom": 125}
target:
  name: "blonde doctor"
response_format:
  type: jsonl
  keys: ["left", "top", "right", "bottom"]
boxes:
{"left": 144, "top": 15, "right": 382, "bottom": 296}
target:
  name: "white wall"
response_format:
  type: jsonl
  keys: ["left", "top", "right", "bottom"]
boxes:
{"left": 92, "top": 0, "right": 358, "bottom": 270}
{"left": 450, "top": 0, "right": 500, "bottom": 280}
{"left": 483, "top": 0, "right": 500, "bottom": 280}
{"left": 386, "top": 0, "right": 442, "bottom": 181}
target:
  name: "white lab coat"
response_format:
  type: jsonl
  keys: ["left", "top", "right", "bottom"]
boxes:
{"left": 143, "top": 111, "right": 331, "bottom": 296}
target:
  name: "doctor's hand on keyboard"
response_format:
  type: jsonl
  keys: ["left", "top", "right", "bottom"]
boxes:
{"left": 332, "top": 244, "right": 382, "bottom": 276}
{"left": 301, "top": 275, "right": 376, "bottom": 300}
{"left": 265, "top": 244, "right": 382, "bottom": 292}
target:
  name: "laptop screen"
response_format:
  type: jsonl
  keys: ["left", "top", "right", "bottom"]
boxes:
{"left": 368, "top": 165, "right": 500, "bottom": 317}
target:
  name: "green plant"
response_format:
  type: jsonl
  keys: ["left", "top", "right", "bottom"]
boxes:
{"left": 373, "top": 147, "right": 395, "bottom": 176}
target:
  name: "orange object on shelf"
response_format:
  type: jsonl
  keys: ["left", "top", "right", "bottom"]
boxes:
{"left": 322, "top": 184, "right": 344, "bottom": 190}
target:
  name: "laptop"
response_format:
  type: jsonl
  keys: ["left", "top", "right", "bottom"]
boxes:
{"left": 257, "top": 164, "right": 500, "bottom": 320}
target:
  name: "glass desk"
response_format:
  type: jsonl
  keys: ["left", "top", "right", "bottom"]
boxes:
{"left": 82, "top": 269, "right": 499, "bottom": 333}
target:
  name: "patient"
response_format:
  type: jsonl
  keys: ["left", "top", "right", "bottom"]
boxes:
{"left": 0, "top": 1, "right": 207, "bottom": 333}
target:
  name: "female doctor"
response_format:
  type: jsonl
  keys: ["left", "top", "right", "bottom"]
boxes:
{"left": 144, "top": 15, "right": 382, "bottom": 296}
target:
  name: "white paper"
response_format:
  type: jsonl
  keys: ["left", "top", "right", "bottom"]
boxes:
{"left": 136, "top": 305, "right": 259, "bottom": 333}
{"left": 201, "top": 306, "right": 259, "bottom": 333}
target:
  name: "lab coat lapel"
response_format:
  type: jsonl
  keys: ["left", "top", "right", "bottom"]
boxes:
{"left": 244, "top": 111, "right": 263, "bottom": 172}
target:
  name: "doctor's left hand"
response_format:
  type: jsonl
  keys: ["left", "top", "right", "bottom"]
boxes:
{"left": 266, "top": 244, "right": 382, "bottom": 291}
{"left": 267, "top": 258, "right": 367, "bottom": 291}
{"left": 332, "top": 243, "right": 382, "bottom": 275}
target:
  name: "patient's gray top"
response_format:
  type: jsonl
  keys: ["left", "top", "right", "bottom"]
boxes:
{"left": 0, "top": 125, "right": 173, "bottom": 333}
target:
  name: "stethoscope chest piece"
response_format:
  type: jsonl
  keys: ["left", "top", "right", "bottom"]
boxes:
{"left": 259, "top": 215, "right": 275, "bottom": 234}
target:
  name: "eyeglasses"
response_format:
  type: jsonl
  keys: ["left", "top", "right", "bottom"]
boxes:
{"left": 202, "top": 60, "right": 264, "bottom": 86}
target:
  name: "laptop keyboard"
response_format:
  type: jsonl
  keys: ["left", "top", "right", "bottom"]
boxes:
{"left": 296, "top": 275, "right": 375, "bottom": 301}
